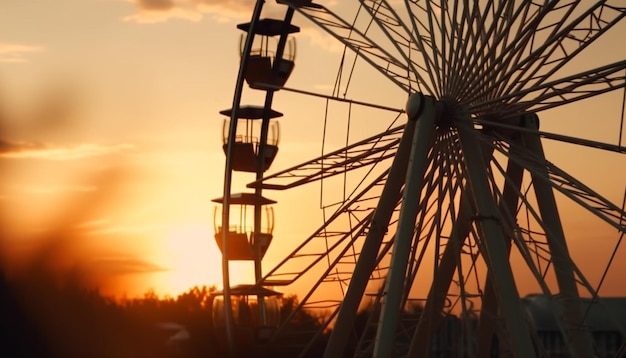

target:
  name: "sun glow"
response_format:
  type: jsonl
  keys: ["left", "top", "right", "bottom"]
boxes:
{"left": 152, "top": 223, "right": 260, "bottom": 297}
{"left": 156, "top": 223, "right": 223, "bottom": 296}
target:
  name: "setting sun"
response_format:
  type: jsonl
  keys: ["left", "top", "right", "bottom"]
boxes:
{"left": 157, "top": 224, "right": 221, "bottom": 295}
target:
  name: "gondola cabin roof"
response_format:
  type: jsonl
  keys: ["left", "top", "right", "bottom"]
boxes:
{"left": 276, "top": 0, "right": 323, "bottom": 9}
{"left": 237, "top": 18, "right": 300, "bottom": 36}
{"left": 212, "top": 192, "right": 277, "bottom": 205}
{"left": 211, "top": 284, "right": 282, "bottom": 297}
{"left": 219, "top": 105, "right": 283, "bottom": 120}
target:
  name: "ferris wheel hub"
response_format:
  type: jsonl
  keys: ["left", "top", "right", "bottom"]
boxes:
{"left": 407, "top": 93, "right": 468, "bottom": 131}
{"left": 431, "top": 96, "right": 468, "bottom": 132}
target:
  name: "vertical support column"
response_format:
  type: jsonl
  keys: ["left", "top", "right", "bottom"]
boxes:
{"left": 322, "top": 93, "right": 423, "bottom": 358}
{"left": 373, "top": 94, "right": 436, "bottom": 358}
{"left": 409, "top": 135, "right": 497, "bottom": 357}
{"left": 254, "top": 7, "right": 296, "bottom": 326}
{"left": 521, "top": 114, "right": 594, "bottom": 358}
{"left": 475, "top": 134, "right": 525, "bottom": 357}
{"left": 222, "top": 0, "right": 266, "bottom": 354}
{"left": 456, "top": 120, "right": 536, "bottom": 358}
{"left": 255, "top": 109, "right": 274, "bottom": 327}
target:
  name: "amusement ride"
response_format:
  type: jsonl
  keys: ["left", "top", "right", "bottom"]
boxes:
{"left": 212, "top": 1, "right": 626, "bottom": 357}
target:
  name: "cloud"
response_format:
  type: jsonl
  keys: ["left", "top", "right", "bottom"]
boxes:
{"left": 88, "top": 224, "right": 161, "bottom": 236}
{"left": 93, "top": 256, "right": 166, "bottom": 275}
{"left": 137, "top": 0, "right": 175, "bottom": 11}
{"left": 122, "top": 0, "right": 346, "bottom": 55}
{"left": 124, "top": 2, "right": 203, "bottom": 23}
{"left": 0, "top": 139, "right": 46, "bottom": 153}
{"left": 75, "top": 218, "right": 111, "bottom": 229}
{"left": 17, "top": 185, "right": 98, "bottom": 195}
{"left": 0, "top": 139, "right": 133, "bottom": 160}
{"left": 123, "top": 0, "right": 282, "bottom": 23}
{"left": 0, "top": 43, "right": 44, "bottom": 63}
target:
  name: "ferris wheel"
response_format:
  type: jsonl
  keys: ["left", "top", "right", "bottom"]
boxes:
{"left": 215, "top": 1, "right": 626, "bottom": 357}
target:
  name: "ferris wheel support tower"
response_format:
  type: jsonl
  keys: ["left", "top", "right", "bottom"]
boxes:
{"left": 218, "top": 1, "right": 626, "bottom": 357}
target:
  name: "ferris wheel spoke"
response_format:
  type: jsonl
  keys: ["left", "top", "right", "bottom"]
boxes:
{"left": 264, "top": 157, "right": 408, "bottom": 285}
{"left": 372, "top": 0, "right": 440, "bottom": 95}
{"left": 410, "top": 135, "right": 488, "bottom": 356}
{"left": 403, "top": 0, "right": 451, "bottom": 97}
{"left": 500, "top": 1, "right": 626, "bottom": 101}
{"left": 476, "top": 118, "right": 626, "bottom": 154}
{"left": 533, "top": 159, "right": 625, "bottom": 232}
{"left": 452, "top": 0, "right": 498, "bottom": 95}
{"left": 443, "top": 0, "right": 469, "bottom": 97}
{"left": 261, "top": 170, "right": 389, "bottom": 288}
{"left": 247, "top": 124, "right": 403, "bottom": 190}
{"left": 490, "top": 128, "right": 626, "bottom": 233}
{"left": 418, "top": 0, "right": 445, "bottom": 97}
{"left": 483, "top": 0, "right": 580, "bottom": 100}
{"left": 448, "top": 0, "right": 516, "bottom": 98}
{"left": 469, "top": 59, "right": 626, "bottom": 116}
{"left": 488, "top": 0, "right": 524, "bottom": 60}
{"left": 283, "top": 1, "right": 423, "bottom": 93}
{"left": 358, "top": 0, "right": 434, "bottom": 95}
{"left": 437, "top": 0, "right": 453, "bottom": 95}
{"left": 404, "top": 141, "right": 459, "bottom": 295}
{"left": 441, "top": 0, "right": 464, "bottom": 96}
{"left": 447, "top": 0, "right": 503, "bottom": 98}
{"left": 409, "top": 191, "right": 474, "bottom": 356}
{"left": 456, "top": 0, "right": 548, "bottom": 101}
{"left": 270, "top": 216, "right": 373, "bottom": 339}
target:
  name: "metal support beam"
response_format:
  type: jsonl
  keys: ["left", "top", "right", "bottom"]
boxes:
{"left": 254, "top": 5, "right": 296, "bottom": 328}
{"left": 373, "top": 94, "right": 436, "bottom": 358}
{"left": 322, "top": 96, "right": 419, "bottom": 358}
{"left": 222, "top": 0, "right": 266, "bottom": 355}
{"left": 521, "top": 113, "right": 595, "bottom": 358}
{"left": 476, "top": 136, "right": 526, "bottom": 357}
{"left": 457, "top": 119, "right": 536, "bottom": 358}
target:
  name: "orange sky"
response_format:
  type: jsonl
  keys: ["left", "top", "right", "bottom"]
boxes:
{"left": 1, "top": 0, "right": 625, "bottom": 301}
{"left": 0, "top": 0, "right": 345, "bottom": 297}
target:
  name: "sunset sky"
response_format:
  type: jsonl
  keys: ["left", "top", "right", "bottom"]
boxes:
{"left": 1, "top": 0, "right": 625, "bottom": 300}
{"left": 0, "top": 0, "right": 348, "bottom": 297}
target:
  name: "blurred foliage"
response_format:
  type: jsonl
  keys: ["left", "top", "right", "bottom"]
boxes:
{"left": 0, "top": 82, "right": 329, "bottom": 358}
{"left": 0, "top": 264, "right": 332, "bottom": 358}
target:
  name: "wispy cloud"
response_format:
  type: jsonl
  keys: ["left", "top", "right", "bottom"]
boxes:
{"left": 123, "top": 0, "right": 344, "bottom": 53}
{"left": 88, "top": 223, "right": 162, "bottom": 236}
{"left": 0, "top": 43, "right": 44, "bottom": 63}
{"left": 75, "top": 218, "right": 112, "bottom": 229}
{"left": 0, "top": 139, "right": 133, "bottom": 160}
{"left": 17, "top": 185, "right": 98, "bottom": 195}
{"left": 124, "top": 0, "right": 203, "bottom": 23}
{"left": 137, "top": 0, "right": 176, "bottom": 11}
{"left": 123, "top": 0, "right": 279, "bottom": 23}
{"left": 0, "top": 139, "right": 46, "bottom": 153}
{"left": 93, "top": 256, "right": 166, "bottom": 275}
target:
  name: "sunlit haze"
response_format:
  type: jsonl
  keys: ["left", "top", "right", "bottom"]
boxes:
{"left": 1, "top": 0, "right": 625, "bottom": 303}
